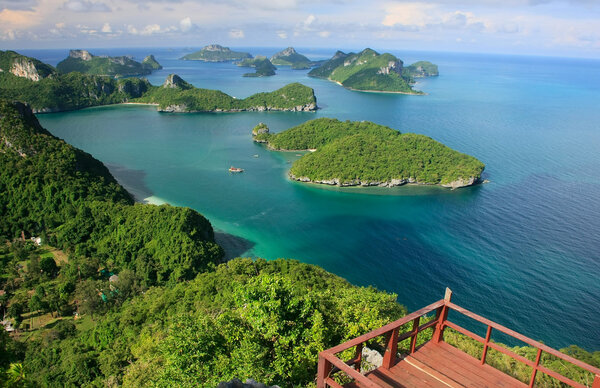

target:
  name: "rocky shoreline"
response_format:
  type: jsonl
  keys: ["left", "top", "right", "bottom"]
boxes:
{"left": 289, "top": 173, "right": 480, "bottom": 189}
{"left": 160, "top": 102, "right": 317, "bottom": 113}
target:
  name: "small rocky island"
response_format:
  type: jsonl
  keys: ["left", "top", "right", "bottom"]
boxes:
{"left": 181, "top": 44, "right": 251, "bottom": 62}
{"left": 56, "top": 50, "right": 162, "bottom": 77}
{"left": 253, "top": 118, "right": 484, "bottom": 189}
{"left": 237, "top": 56, "right": 277, "bottom": 77}
{"left": 308, "top": 49, "right": 438, "bottom": 94}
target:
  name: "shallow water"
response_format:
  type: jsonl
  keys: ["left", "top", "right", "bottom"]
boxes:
{"left": 30, "top": 47, "right": 600, "bottom": 350}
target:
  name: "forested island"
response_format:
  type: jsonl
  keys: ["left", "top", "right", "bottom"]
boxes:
{"left": 180, "top": 44, "right": 251, "bottom": 62}
{"left": 237, "top": 56, "right": 277, "bottom": 77}
{"left": 56, "top": 50, "right": 162, "bottom": 77}
{"left": 0, "top": 99, "right": 598, "bottom": 387}
{"left": 253, "top": 118, "right": 485, "bottom": 189}
{"left": 0, "top": 51, "right": 316, "bottom": 113}
{"left": 270, "top": 47, "right": 314, "bottom": 69}
{"left": 308, "top": 48, "right": 438, "bottom": 93}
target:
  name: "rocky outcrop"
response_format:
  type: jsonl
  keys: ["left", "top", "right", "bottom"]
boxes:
{"left": 69, "top": 49, "right": 93, "bottom": 61}
{"left": 252, "top": 123, "right": 269, "bottom": 136}
{"left": 441, "top": 176, "right": 479, "bottom": 189}
{"left": 142, "top": 55, "right": 162, "bottom": 70}
{"left": 271, "top": 47, "right": 297, "bottom": 60}
{"left": 289, "top": 174, "right": 479, "bottom": 189}
{"left": 162, "top": 74, "right": 190, "bottom": 89}
{"left": 217, "top": 378, "right": 280, "bottom": 388}
{"left": 10, "top": 58, "right": 44, "bottom": 81}
{"left": 377, "top": 60, "right": 403, "bottom": 75}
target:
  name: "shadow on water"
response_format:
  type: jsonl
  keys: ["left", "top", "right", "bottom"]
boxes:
{"left": 106, "top": 164, "right": 154, "bottom": 202}
{"left": 215, "top": 231, "right": 256, "bottom": 261}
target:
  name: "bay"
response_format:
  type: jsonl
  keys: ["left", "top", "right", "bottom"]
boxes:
{"left": 29, "top": 47, "right": 600, "bottom": 350}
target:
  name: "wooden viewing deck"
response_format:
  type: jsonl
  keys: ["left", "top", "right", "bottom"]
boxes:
{"left": 317, "top": 289, "right": 600, "bottom": 388}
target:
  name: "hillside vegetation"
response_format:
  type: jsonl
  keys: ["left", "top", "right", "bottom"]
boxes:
{"left": 181, "top": 44, "right": 251, "bottom": 61}
{"left": 254, "top": 118, "right": 485, "bottom": 188}
{"left": 0, "top": 50, "right": 316, "bottom": 113}
{"left": 270, "top": 47, "right": 313, "bottom": 69}
{"left": 56, "top": 50, "right": 162, "bottom": 77}
{"left": 0, "top": 99, "right": 223, "bottom": 285}
{"left": 238, "top": 56, "right": 277, "bottom": 77}
{"left": 308, "top": 49, "right": 438, "bottom": 93}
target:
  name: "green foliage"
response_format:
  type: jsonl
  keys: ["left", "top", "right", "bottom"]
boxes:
{"left": 239, "top": 57, "right": 277, "bottom": 77}
{"left": 0, "top": 100, "right": 132, "bottom": 237}
{"left": 0, "top": 99, "right": 222, "bottom": 289}
{"left": 137, "top": 82, "right": 316, "bottom": 112}
{"left": 181, "top": 45, "right": 251, "bottom": 61}
{"left": 39, "top": 257, "right": 59, "bottom": 278}
{"left": 0, "top": 70, "right": 151, "bottom": 112}
{"left": 56, "top": 51, "right": 161, "bottom": 77}
{"left": 308, "top": 49, "right": 435, "bottom": 93}
{"left": 404, "top": 61, "right": 439, "bottom": 78}
{"left": 258, "top": 118, "right": 485, "bottom": 186}
{"left": 19, "top": 257, "right": 402, "bottom": 387}
{"left": 270, "top": 48, "right": 312, "bottom": 69}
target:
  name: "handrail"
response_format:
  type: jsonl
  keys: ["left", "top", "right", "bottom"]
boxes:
{"left": 317, "top": 292, "right": 600, "bottom": 388}
{"left": 445, "top": 302, "right": 600, "bottom": 377}
{"left": 325, "top": 299, "right": 444, "bottom": 355}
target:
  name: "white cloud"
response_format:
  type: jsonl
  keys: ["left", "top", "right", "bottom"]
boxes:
{"left": 55, "top": 22, "right": 66, "bottom": 29}
{"left": 140, "top": 24, "right": 161, "bottom": 35}
{"left": 126, "top": 24, "right": 138, "bottom": 34}
{"left": 101, "top": 22, "right": 111, "bottom": 33}
{"left": 62, "top": 0, "right": 111, "bottom": 13}
{"left": 229, "top": 28, "right": 244, "bottom": 38}
{"left": 318, "top": 30, "right": 330, "bottom": 38}
{"left": 277, "top": 30, "right": 288, "bottom": 39}
{"left": 179, "top": 16, "right": 192, "bottom": 32}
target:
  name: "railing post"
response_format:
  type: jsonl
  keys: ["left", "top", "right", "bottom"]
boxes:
{"left": 382, "top": 328, "right": 399, "bottom": 369}
{"left": 317, "top": 352, "right": 332, "bottom": 388}
{"left": 528, "top": 348, "right": 543, "bottom": 387}
{"left": 409, "top": 316, "right": 421, "bottom": 354}
{"left": 481, "top": 325, "right": 493, "bottom": 365}
{"left": 354, "top": 343, "right": 363, "bottom": 371}
{"left": 592, "top": 374, "right": 600, "bottom": 388}
{"left": 433, "top": 288, "right": 452, "bottom": 343}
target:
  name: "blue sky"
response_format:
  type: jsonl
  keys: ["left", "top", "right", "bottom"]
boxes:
{"left": 1, "top": 0, "right": 599, "bottom": 58}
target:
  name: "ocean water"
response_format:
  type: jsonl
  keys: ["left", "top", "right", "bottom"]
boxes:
{"left": 25, "top": 47, "right": 600, "bottom": 350}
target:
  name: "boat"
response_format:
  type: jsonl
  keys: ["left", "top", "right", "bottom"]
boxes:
{"left": 229, "top": 166, "right": 244, "bottom": 173}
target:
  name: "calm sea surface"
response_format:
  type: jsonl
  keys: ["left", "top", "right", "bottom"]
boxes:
{"left": 25, "top": 47, "right": 600, "bottom": 350}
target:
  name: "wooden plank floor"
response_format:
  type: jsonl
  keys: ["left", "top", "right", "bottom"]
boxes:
{"left": 345, "top": 341, "right": 528, "bottom": 388}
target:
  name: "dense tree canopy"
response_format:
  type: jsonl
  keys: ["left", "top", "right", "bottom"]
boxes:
{"left": 255, "top": 118, "right": 485, "bottom": 187}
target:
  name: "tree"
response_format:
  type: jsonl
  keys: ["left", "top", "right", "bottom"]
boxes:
{"left": 39, "top": 257, "right": 58, "bottom": 278}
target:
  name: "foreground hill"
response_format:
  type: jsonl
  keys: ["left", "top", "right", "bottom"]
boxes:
{"left": 253, "top": 118, "right": 485, "bottom": 188}
{"left": 56, "top": 49, "right": 162, "bottom": 77}
{"left": 0, "top": 51, "right": 317, "bottom": 113}
{"left": 308, "top": 48, "right": 437, "bottom": 93}
{"left": 181, "top": 44, "right": 251, "bottom": 61}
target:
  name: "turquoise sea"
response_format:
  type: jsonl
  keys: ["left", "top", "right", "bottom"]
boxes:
{"left": 24, "top": 47, "right": 600, "bottom": 350}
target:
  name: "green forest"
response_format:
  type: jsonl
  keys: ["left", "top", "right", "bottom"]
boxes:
{"left": 254, "top": 118, "right": 485, "bottom": 187}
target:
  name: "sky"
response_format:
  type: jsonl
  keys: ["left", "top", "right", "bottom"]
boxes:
{"left": 0, "top": 0, "right": 599, "bottom": 58}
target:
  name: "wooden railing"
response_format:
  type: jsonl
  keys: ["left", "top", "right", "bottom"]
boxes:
{"left": 316, "top": 289, "right": 600, "bottom": 388}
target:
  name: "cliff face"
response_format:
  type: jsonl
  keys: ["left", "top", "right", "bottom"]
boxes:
{"left": 10, "top": 58, "right": 44, "bottom": 81}
{"left": 377, "top": 60, "right": 403, "bottom": 76}
{"left": 69, "top": 49, "right": 93, "bottom": 61}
